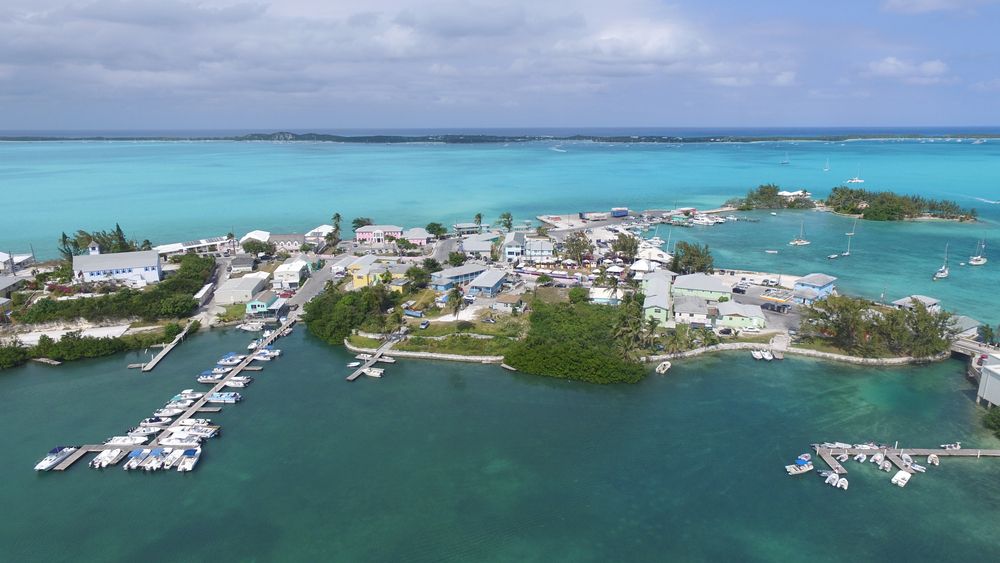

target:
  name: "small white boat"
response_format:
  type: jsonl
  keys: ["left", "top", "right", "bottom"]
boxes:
{"left": 347, "top": 361, "right": 362, "bottom": 368}
{"left": 178, "top": 418, "right": 212, "bottom": 426}
{"left": 785, "top": 461, "right": 813, "bottom": 475}
{"left": 836, "top": 478, "right": 849, "bottom": 490}
{"left": 764, "top": 249, "right": 779, "bottom": 254}
{"left": 90, "top": 448, "right": 123, "bottom": 469}
{"left": 789, "top": 221, "right": 811, "bottom": 246}
{"left": 751, "top": 350, "right": 764, "bottom": 360}
{"left": 153, "top": 408, "right": 185, "bottom": 417}
{"left": 211, "top": 367, "right": 231, "bottom": 375}
{"left": 836, "top": 453, "right": 849, "bottom": 462}
{"left": 881, "top": 461, "right": 892, "bottom": 472}
{"left": 761, "top": 350, "right": 774, "bottom": 361}
{"left": 655, "top": 361, "right": 672, "bottom": 374}
{"left": 933, "top": 243, "right": 950, "bottom": 280}
{"left": 224, "top": 377, "right": 253, "bottom": 388}
{"left": 176, "top": 447, "right": 202, "bottom": 472}
{"left": 901, "top": 453, "right": 913, "bottom": 464}
{"left": 123, "top": 448, "right": 151, "bottom": 471}
{"left": 217, "top": 354, "right": 246, "bottom": 366}
{"left": 34, "top": 446, "right": 78, "bottom": 471}
{"left": 237, "top": 321, "right": 264, "bottom": 332}
{"left": 927, "top": 454, "right": 940, "bottom": 466}
{"left": 106, "top": 435, "right": 149, "bottom": 446}
{"left": 363, "top": 367, "right": 384, "bottom": 378}
{"left": 825, "top": 473, "right": 840, "bottom": 485}
{"left": 853, "top": 453, "right": 867, "bottom": 463}
{"left": 969, "top": 240, "right": 987, "bottom": 266}
{"left": 164, "top": 400, "right": 193, "bottom": 409}
{"left": 139, "top": 417, "right": 172, "bottom": 428}
{"left": 870, "top": 452, "right": 884, "bottom": 464}
{"left": 162, "top": 449, "right": 185, "bottom": 470}
{"left": 159, "top": 434, "right": 201, "bottom": 449}
{"left": 175, "top": 389, "right": 204, "bottom": 400}
{"left": 827, "top": 254, "right": 839, "bottom": 260}
{"left": 940, "top": 442, "right": 961, "bottom": 450}
{"left": 908, "top": 463, "right": 927, "bottom": 473}
{"left": 127, "top": 427, "right": 160, "bottom": 438}
{"left": 770, "top": 212, "right": 778, "bottom": 216}
{"left": 356, "top": 353, "right": 373, "bottom": 360}
{"left": 890, "top": 470, "right": 912, "bottom": 487}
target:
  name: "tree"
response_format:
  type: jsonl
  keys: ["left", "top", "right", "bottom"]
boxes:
{"left": 611, "top": 233, "right": 640, "bottom": 262}
{"left": 242, "top": 239, "right": 276, "bottom": 255}
{"left": 405, "top": 266, "right": 431, "bottom": 289}
{"left": 670, "top": 241, "right": 714, "bottom": 274}
{"left": 380, "top": 271, "right": 393, "bottom": 286}
{"left": 352, "top": 217, "right": 373, "bottom": 231}
{"left": 448, "top": 288, "right": 463, "bottom": 316}
{"left": 536, "top": 226, "right": 549, "bottom": 238}
{"left": 426, "top": 222, "right": 447, "bottom": 237}
{"left": 663, "top": 325, "right": 695, "bottom": 353}
{"left": 497, "top": 212, "right": 514, "bottom": 232}
{"left": 568, "top": 286, "right": 589, "bottom": 304}
{"left": 300, "top": 243, "right": 314, "bottom": 252}
{"left": 536, "top": 274, "right": 553, "bottom": 284}
{"left": 331, "top": 213, "right": 342, "bottom": 244}
{"left": 979, "top": 324, "right": 996, "bottom": 345}
{"left": 474, "top": 213, "right": 483, "bottom": 227}
{"left": 563, "top": 232, "right": 594, "bottom": 265}
{"left": 447, "top": 252, "right": 467, "bottom": 267}
{"left": 422, "top": 258, "right": 443, "bottom": 273}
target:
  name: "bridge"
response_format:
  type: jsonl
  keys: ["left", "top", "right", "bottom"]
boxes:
{"left": 951, "top": 337, "right": 995, "bottom": 359}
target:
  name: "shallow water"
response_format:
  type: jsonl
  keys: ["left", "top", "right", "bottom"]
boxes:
{"left": 2, "top": 328, "right": 997, "bottom": 562}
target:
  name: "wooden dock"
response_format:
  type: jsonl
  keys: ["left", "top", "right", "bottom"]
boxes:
{"left": 813, "top": 445, "right": 1000, "bottom": 475}
{"left": 32, "top": 358, "right": 62, "bottom": 366}
{"left": 140, "top": 322, "right": 194, "bottom": 372}
{"left": 347, "top": 340, "right": 397, "bottom": 381}
{"left": 196, "top": 406, "right": 223, "bottom": 413}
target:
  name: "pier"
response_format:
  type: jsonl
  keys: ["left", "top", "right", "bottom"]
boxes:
{"left": 813, "top": 445, "right": 1000, "bottom": 475}
{"left": 347, "top": 339, "right": 397, "bottom": 381}
{"left": 140, "top": 322, "right": 195, "bottom": 372}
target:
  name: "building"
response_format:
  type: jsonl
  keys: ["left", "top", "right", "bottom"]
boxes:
{"left": 466, "top": 269, "right": 507, "bottom": 298}
{"left": 589, "top": 287, "right": 624, "bottom": 306}
{"left": 493, "top": 293, "right": 524, "bottom": 313}
{"left": 246, "top": 291, "right": 288, "bottom": 320}
{"left": 673, "top": 296, "right": 710, "bottom": 327}
{"left": 0, "top": 275, "right": 24, "bottom": 299}
{"left": 892, "top": 295, "right": 942, "bottom": 313}
{"left": 355, "top": 225, "right": 403, "bottom": 245}
{"left": 154, "top": 235, "right": 232, "bottom": 257}
{"left": 240, "top": 230, "right": 270, "bottom": 245}
{"left": 388, "top": 278, "right": 410, "bottom": 293}
{"left": 230, "top": 254, "right": 256, "bottom": 274}
{"left": 0, "top": 251, "right": 35, "bottom": 273}
{"left": 305, "top": 224, "right": 335, "bottom": 245}
{"left": 193, "top": 283, "right": 214, "bottom": 307}
{"left": 273, "top": 258, "right": 311, "bottom": 290}
{"left": 642, "top": 270, "right": 673, "bottom": 324}
{"left": 461, "top": 232, "right": 499, "bottom": 259}
{"left": 977, "top": 354, "right": 1000, "bottom": 408}
{"left": 352, "top": 262, "right": 408, "bottom": 288}
{"left": 72, "top": 246, "right": 161, "bottom": 285}
{"left": 792, "top": 273, "right": 837, "bottom": 305}
{"left": 950, "top": 315, "right": 982, "bottom": 340}
{"left": 331, "top": 255, "right": 358, "bottom": 274}
{"left": 453, "top": 222, "right": 482, "bottom": 236}
{"left": 715, "top": 301, "right": 766, "bottom": 330}
{"left": 346, "top": 254, "right": 380, "bottom": 274}
{"left": 215, "top": 272, "right": 269, "bottom": 304}
{"left": 524, "top": 239, "right": 555, "bottom": 262}
{"left": 502, "top": 232, "right": 524, "bottom": 262}
{"left": 672, "top": 273, "right": 730, "bottom": 301}
{"left": 269, "top": 233, "right": 307, "bottom": 252}
{"left": 402, "top": 227, "right": 433, "bottom": 246}
{"left": 431, "top": 263, "right": 489, "bottom": 291}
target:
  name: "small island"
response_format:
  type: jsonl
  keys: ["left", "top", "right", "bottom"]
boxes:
{"left": 825, "top": 186, "right": 977, "bottom": 221}
{"left": 726, "top": 183, "right": 817, "bottom": 210}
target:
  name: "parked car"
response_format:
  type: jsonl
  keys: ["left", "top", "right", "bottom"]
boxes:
{"left": 732, "top": 286, "right": 747, "bottom": 295}
{"left": 483, "top": 317, "right": 497, "bottom": 324}
{"left": 742, "top": 326, "right": 761, "bottom": 333}
{"left": 419, "top": 320, "right": 430, "bottom": 329}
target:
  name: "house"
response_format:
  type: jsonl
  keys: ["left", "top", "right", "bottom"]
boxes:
{"left": 715, "top": 301, "right": 766, "bottom": 330}
{"left": 792, "top": 273, "right": 837, "bottom": 305}
{"left": 346, "top": 254, "right": 380, "bottom": 274}
{"left": 240, "top": 230, "right": 270, "bottom": 245}
{"left": 493, "top": 293, "right": 524, "bottom": 313}
{"left": 154, "top": 235, "right": 232, "bottom": 257}
{"left": 642, "top": 270, "right": 673, "bottom": 324}
{"left": 355, "top": 225, "right": 403, "bottom": 245}
{"left": 352, "top": 262, "right": 408, "bottom": 288}
{"left": 430, "top": 263, "right": 489, "bottom": 291}
{"left": 589, "top": 287, "right": 625, "bottom": 306}
{"left": 461, "top": 232, "right": 499, "bottom": 258}
{"left": 269, "top": 233, "right": 307, "bottom": 252}
{"left": 502, "top": 232, "right": 524, "bottom": 262}
{"left": 0, "top": 275, "right": 24, "bottom": 299}
{"left": 466, "top": 269, "right": 507, "bottom": 298}
{"left": 629, "top": 259, "right": 657, "bottom": 274}
{"left": 72, "top": 246, "right": 161, "bottom": 285}
{"left": 673, "top": 296, "right": 711, "bottom": 327}
{"left": 524, "top": 239, "right": 555, "bottom": 261}
{"left": 892, "top": 295, "right": 941, "bottom": 313}
{"left": 977, "top": 354, "right": 1000, "bottom": 408}
{"left": 672, "top": 273, "right": 730, "bottom": 301}
{"left": 246, "top": 291, "right": 288, "bottom": 320}
{"left": 229, "top": 254, "right": 256, "bottom": 274}
{"left": 0, "top": 251, "right": 35, "bottom": 273}
{"left": 402, "top": 227, "right": 433, "bottom": 246}
{"left": 305, "top": 225, "right": 335, "bottom": 245}
{"left": 272, "top": 258, "right": 311, "bottom": 290}
{"left": 388, "top": 278, "right": 411, "bottom": 293}
{"left": 215, "top": 272, "right": 270, "bottom": 304}
{"left": 331, "top": 255, "right": 358, "bottom": 274}
{"left": 453, "top": 222, "right": 482, "bottom": 236}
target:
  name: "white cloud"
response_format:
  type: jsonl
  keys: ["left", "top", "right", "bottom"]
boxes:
{"left": 864, "top": 56, "right": 950, "bottom": 84}
{"left": 971, "top": 78, "right": 1000, "bottom": 91}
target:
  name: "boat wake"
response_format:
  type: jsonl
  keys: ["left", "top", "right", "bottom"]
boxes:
{"left": 549, "top": 146, "right": 567, "bottom": 153}
{"left": 973, "top": 197, "right": 999, "bottom": 205}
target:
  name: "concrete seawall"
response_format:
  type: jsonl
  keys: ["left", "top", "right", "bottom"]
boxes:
{"left": 344, "top": 339, "right": 504, "bottom": 364}
{"left": 644, "top": 342, "right": 949, "bottom": 366}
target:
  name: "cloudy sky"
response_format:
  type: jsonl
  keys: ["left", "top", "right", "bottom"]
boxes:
{"left": 2, "top": 0, "right": 999, "bottom": 129}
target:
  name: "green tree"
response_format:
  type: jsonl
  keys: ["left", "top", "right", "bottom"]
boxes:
{"left": 670, "top": 241, "right": 714, "bottom": 274}
{"left": 242, "top": 239, "right": 276, "bottom": 255}
{"left": 426, "top": 222, "right": 447, "bottom": 237}
{"left": 611, "top": 233, "right": 640, "bottom": 262}
{"left": 474, "top": 213, "right": 483, "bottom": 227}
{"left": 448, "top": 288, "right": 463, "bottom": 316}
{"left": 978, "top": 324, "right": 996, "bottom": 345}
{"left": 562, "top": 231, "right": 594, "bottom": 265}
{"left": 568, "top": 286, "right": 589, "bottom": 304}
{"left": 405, "top": 266, "right": 431, "bottom": 289}
{"left": 497, "top": 212, "right": 514, "bottom": 232}
{"left": 447, "top": 252, "right": 467, "bottom": 267}
{"left": 352, "top": 217, "right": 373, "bottom": 231}
{"left": 330, "top": 213, "right": 342, "bottom": 245}
{"left": 422, "top": 258, "right": 443, "bottom": 273}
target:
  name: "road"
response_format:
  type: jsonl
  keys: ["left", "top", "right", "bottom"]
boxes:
{"left": 431, "top": 237, "right": 459, "bottom": 264}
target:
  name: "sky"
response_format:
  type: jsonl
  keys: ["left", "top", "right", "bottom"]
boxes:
{"left": 1, "top": 0, "right": 999, "bottom": 130}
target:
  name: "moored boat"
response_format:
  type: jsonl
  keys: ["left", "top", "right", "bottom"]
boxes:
{"left": 34, "top": 446, "right": 78, "bottom": 471}
{"left": 655, "top": 361, "right": 672, "bottom": 374}
{"left": 890, "top": 470, "right": 912, "bottom": 487}
{"left": 139, "top": 417, "right": 172, "bottom": 428}
{"left": 176, "top": 447, "right": 202, "bottom": 472}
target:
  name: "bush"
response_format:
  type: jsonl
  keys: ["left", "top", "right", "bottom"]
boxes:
{"left": 456, "top": 320, "right": 475, "bottom": 332}
{"left": 568, "top": 286, "right": 589, "bottom": 304}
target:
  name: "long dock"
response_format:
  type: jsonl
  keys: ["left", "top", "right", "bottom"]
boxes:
{"left": 813, "top": 445, "right": 1000, "bottom": 475}
{"left": 140, "top": 322, "right": 194, "bottom": 372}
{"left": 346, "top": 340, "right": 397, "bottom": 381}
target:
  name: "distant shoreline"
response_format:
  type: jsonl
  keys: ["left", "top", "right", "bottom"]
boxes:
{"left": 1, "top": 131, "right": 999, "bottom": 144}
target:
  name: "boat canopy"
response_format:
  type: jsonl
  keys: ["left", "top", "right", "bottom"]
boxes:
{"left": 183, "top": 449, "right": 198, "bottom": 456}
{"left": 795, "top": 458, "right": 809, "bottom": 466}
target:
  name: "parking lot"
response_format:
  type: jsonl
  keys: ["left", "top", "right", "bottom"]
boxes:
{"left": 731, "top": 285, "right": 803, "bottom": 333}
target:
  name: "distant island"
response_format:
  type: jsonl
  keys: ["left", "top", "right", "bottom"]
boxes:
{"left": 2, "top": 131, "right": 1000, "bottom": 144}
{"left": 825, "top": 186, "right": 977, "bottom": 221}
{"left": 726, "top": 184, "right": 817, "bottom": 210}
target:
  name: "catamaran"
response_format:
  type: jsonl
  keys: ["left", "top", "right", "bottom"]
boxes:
{"left": 969, "top": 240, "right": 987, "bottom": 266}
{"left": 846, "top": 166, "right": 864, "bottom": 184}
{"left": 789, "top": 221, "right": 811, "bottom": 246}
{"left": 933, "top": 244, "right": 950, "bottom": 280}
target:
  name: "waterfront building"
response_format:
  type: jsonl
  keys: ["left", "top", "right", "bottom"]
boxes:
{"left": 672, "top": 273, "right": 730, "bottom": 301}
{"left": 714, "top": 301, "right": 766, "bottom": 330}
{"left": 269, "top": 233, "right": 307, "bottom": 252}
{"left": 892, "top": 295, "right": 942, "bottom": 313}
{"left": 240, "top": 230, "right": 270, "bottom": 245}
{"left": 272, "top": 258, "right": 311, "bottom": 290}
{"left": 977, "top": 354, "right": 1000, "bottom": 408}
{"left": 461, "top": 232, "right": 500, "bottom": 259}
{"left": 229, "top": 254, "right": 256, "bottom": 274}
{"left": 950, "top": 315, "right": 983, "bottom": 340}
{"left": 0, "top": 251, "right": 34, "bottom": 273}
{"left": 431, "top": 263, "right": 489, "bottom": 291}
{"left": 673, "top": 295, "right": 710, "bottom": 327}
{"left": 642, "top": 270, "right": 673, "bottom": 324}
{"left": 246, "top": 291, "right": 288, "bottom": 320}
{"left": 72, "top": 245, "right": 161, "bottom": 285}
{"left": 792, "top": 273, "right": 837, "bottom": 305}
{"left": 215, "top": 272, "right": 269, "bottom": 304}
{"left": 493, "top": 293, "right": 524, "bottom": 313}
{"left": 154, "top": 235, "right": 232, "bottom": 256}
{"left": 355, "top": 225, "right": 403, "bottom": 245}
{"left": 402, "top": 227, "right": 433, "bottom": 246}
{"left": 466, "top": 269, "right": 507, "bottom": 298}
{"left": 305, "top": 225, "right": 335, "bottom": 245}
{"left": 452, "top": 222, "right": 482, "bottom": 236}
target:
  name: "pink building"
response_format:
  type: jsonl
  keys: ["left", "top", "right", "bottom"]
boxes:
{"left": 402, "top": 227, "right": 433, "bottom": 246}
{"left": 355, "top": 225, "right": 403, "bottom": 244}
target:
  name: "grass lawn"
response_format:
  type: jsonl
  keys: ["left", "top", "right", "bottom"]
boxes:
{"left": 533, "top": 287, "right": 569, "bottom": 304}
{"left": 217, "top": 303, "right": 246, "bottom": 323}
{"left": 347, "top": 334, "right": 383, "bottom": 349}
{"left": 793, "top": 338, "right": 851, "bottom": 355}
{"left": 407, "top": 317, "right": 527, "bottom": 338}
{"left": 397, "top": 335, "right": 513, "bottom": 356}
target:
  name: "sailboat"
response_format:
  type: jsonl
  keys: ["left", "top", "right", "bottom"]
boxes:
{"left": 846, "top": 166, "right": 864, "bottom": 184}
{"left": 969, "top": 240, "right": 987, "bottom": 266}
{"left": 823, "top": 158, "right": 830, "bottom": 172}
{"left": 842, "top": 219, "right": 857, "bottom": 256}
{"left": 780, "top": 152, "right": 790, "bottom": 165}
{"left": 789, "top": 221, "right": 811, "bottom": 246}
{"left": 933, "top": 244, "right": 950, "bottom": 280}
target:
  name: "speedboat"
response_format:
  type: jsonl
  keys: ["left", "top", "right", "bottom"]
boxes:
{"left": 141, "top": 448, "right": 166, "bottom": 471}
{"left": 162, "top": 449, "right": 185, "bottom": 470}
{"left": 751, "top": 350, "right": 764, "bottom": 360}
{"left": 207, "top": 392, "right": 242, "bottom": 403}
{"left": 105, "top": 435, "right": 148, "bottom": 446}
{"left": 175, "top": 389, "right": 204, "bottom": 400}
{"left": 347, "top": 361, "right": 362, "bottom": 368}
{"left": 827, "top": 254, "right": 839, "bottom": 260}
{"left": 836, "top": 478, "right": 849, "bottom": 490}
{"left": 825, "top": 473, "right": 840, "bottom": 485}
{"left": 159, "top": 433, "right": 201, "bottom": 449}
{"left": 217, "top": 354, "right": 246, "bottom": 366}
{"left": 197, "top": 374, "right": 224, "bottom": 384}
{"left": 176, "top": 447, "right": 202, "bottom": 472}
{"left": 90, "top": 448, "right": 122, "bottom": 469}
{"left": 821, "top": 442, "right": 853, "bottom": 449}
{"left": 139, "top": 417, "right": 172, "bottom": 427}
{"left": 853, "top": 453, "right": 867, "bottom": 463}
{"left": 908, "top": 463, "right": 927, "bottom": 473}
{"left": 127, "top": 427, "right": 161, "bottom": 438}
{"left": 247, "top": 339, "right": 261, "bottom": 351}
{"left": 785, "top": 453, "right": 813, "bottom": 475}
{"left": 237, "top": 321, "right": 264, "bottom": 332}
{"left": 836, "top": 453, "right": 849, "bottom": 462}
{"left": 211, "top": 367, "right": 231, "bottom": 375}
{"left": 153, "top": 407, "right": 185, "bottom": 417}
{"left": 761, "top": 350, "right": 774, "bottom": 361}
{"left": 179, "top": 425, "right": 219, "bottom": 439}
{"left": 940, "top": 442, "right": 961, "bottom": 450}
{"left": 123, "top": 448, "right": 151, "bottom": 471}
{"left": 927, "top": 454, "right": 940, "bottom": 466}
{"left": 363, "top": 367, "right": 384, "bottom": 378}
{"left": 178, "top": 418, "right": 212, "bottom": 426}
{"left": 224, "top": 377, "right": 253, "bottom": 388}
{"left": 890, "top": 470, "right": 912, "bottom": 487}
{"left": 34, "top": 446, "right": 78, "bottom": 471}
{"left": 164, "top": 400, "right": 193, "bottom": 410}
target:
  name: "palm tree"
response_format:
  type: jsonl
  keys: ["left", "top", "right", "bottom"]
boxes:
{"left": 448, "top": 288, "right": 463, "bottom": 317}
{"left": 474, "top": 213, "right": 482, "bottom": 227}
{"left": 331, "top": 213, "right": 342, "bottom": 244}
{"left": 643, "top": 317, "right": 660, "bottom": 348}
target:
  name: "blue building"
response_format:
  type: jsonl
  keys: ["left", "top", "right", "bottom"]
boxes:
{"left": 430, "top": 263, "right": 489, "bottom": 291}
{"left": 466, "top": 269, "right": 507, "bottom": 298}
{"left": 793, "top": 273, "right": 837, "bottom": 305}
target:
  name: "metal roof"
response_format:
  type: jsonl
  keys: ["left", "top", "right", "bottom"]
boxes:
{"left": 73, "top": 250, "right": 159, "bottom": 273}
{"left": 469, "top": 269, "right": 507, "bottom": 288}
{"left": 672, "top": 273, "right": 729, "bottom": 293}
{"left": 796, "top": 273, "right": 838, "bottom": 288}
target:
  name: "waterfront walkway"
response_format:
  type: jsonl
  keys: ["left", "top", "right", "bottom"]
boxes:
{"left": 140, "top": 322, "right": 194, "bottom": 372}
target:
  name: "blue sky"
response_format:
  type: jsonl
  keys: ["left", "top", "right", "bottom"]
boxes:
{"left": 1, "top": 0, "right": 999, "bottom": 129}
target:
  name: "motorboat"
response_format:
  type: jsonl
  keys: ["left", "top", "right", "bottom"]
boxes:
{"left": 153, "top": 407, "right": 185, "bottom": 418}
{"left": 836, "top": 478, "right": 849, "bottom": 490}
{"left": 853, "top": 442, "right": 878, "bottom": 450}
{"left": 853, "top": 453, "right": 867, "bottom": 463}
{"left": 940, "top": 442, "right": 961, "bottom": 450}
{"left": 141, "top": 448, "right": 166, "bottom": 471}
{"left": 347, "top": 361, "right": 362, "bottom": 368}
{"left": 881, "top": 461, "right": 892, "bottom": 472}
{"left": 356, "top": 353, "right": 373, "bottom": 360}
{"left": 824, "top": 473, "right": 840, "bottom": 485}
{"left": 927, "top": 454, "right": 940, "bottom": 466}
{"left": 123, "top": 448, "right": 151, "bottom": 471}
{"left": 827, "top": 254, "right": 839, "bottom": 260}
{"left": 655, "top": 361, "right": 672, "bottom": 374}
{"left": 821, "top": 442, "right": 853, "bottom": 449}
{"left": 211, "top": 367, "right": 231, "bottom": 375}
{"left": 901, "top": 453, "right": 913, "bottom": 464}
{"left": 164, "top": 400, "right": 193, "bottom": 410}
{"left": 761, "top": 350, "right": 774, "bottom": 361}
{"left": 162, "top": 449, "right": 185, "bottom": 470}
{"left": 785, "top": 454, "right": 813, "bottom": 475}
{"left": 969, "top": 240, "right": 987, "bottom": 266}
{"left": 363, "top": 367, "right": 384, "bottom": 378}
{"left": 247, "top": 339, "right": 261, "bottom": 351}
{"left": 224, "top": 377, "right": 253, "bottom": 388}
{"left": 908, "top": 463, "right": 927, "bottom": 473}
{"left": 890, "top": 470, "right": 912, "bottom": 487}
{"left": 175, "top": 389, "right": 204, "bottom": 400}
{"left": 34, "top": 446, "right": 78, "bottom": 471}
{"left": 139, "top": 417, "right": 172, "bottom": 427}
{"left": 870, "top": 452, "right": 884, "bottom": 465}
{"left": 159, "top": 434, "right": 201, "bottom": 449}
{"left": 178, "top": 418, "right": 212, "bottom": 426}
{"left": 207, "top": 392, "right": 242, "bottom": 404}
{"left": 217, "top": 354, "right": 246, "bottom": 366}
{"left": 176, "top": 447, "right": 202, "bottom": 472}
{"left": 127, "top": 427, "right": 161, "bottom": 437}
{"left": 751, "top": 350, "right": 764, "bottom": 360}
{"left": 237, "top": 321, "right": 264, "bottom": 332}
{"left": 90, "top": 448, "right": 122, "bottom": 469}
{"left": 177, "top": 425, "right": 219, "bottom": 439}
{"left": 105, "top": 435, "right": 148, "bottom": 446}
{"left": 836, "top": 453, "right": 849, "bottom": 462}
{"left": 197, "top": 374, "right": 224, "bottom": 384}
{"left": 933, "top": 244, "right": 950, "bottom": 280}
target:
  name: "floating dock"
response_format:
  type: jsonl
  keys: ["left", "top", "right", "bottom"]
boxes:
{"left": 347, "top": 340, "right": 397, "bottom": 381}
{"left": 813, "top": 445, "right": 1000, "bottom": 475}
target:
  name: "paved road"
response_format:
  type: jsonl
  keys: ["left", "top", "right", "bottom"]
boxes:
{"left": 431, "top": 237, "right": 459, "bottom": 263}
{"left": 289, "top": 255, "right": 342, "bottom": 308}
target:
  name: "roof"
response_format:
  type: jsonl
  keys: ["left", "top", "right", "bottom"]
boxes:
{"left": 402, "top": 227, "right": 431, "bottom": 240}
{"left": 269, "top": 233, "right": 306, "bottom": 244}
{"left": 643, "top": 291, "right": 670, "bottom": 310}
{"left": 0, "top": 252, "right": 33, "bottom": 264}
{"left": 332, "top": 255, "right": 357, "bottom": 269}
{"left": 240, "top": 230, "right": 270, "bottom": 244}
{"left": 267, "top": 297, "right": 288, "bottom": 311}
{"left": 589, "top": 287, "right": 624, "bottom": 301}
{"left": 356, "top": 224, "right": 402, "bottom": 233}
{"left": 469, "top": 269, "right": 507, "bottom": 288}
{"left": 230, "top": 254, "right": 255, "bottom": 267}
{"left": 250, "top": 291, "right": 277, "bottom": 304}
{"left": 950, "top": 315, "right": 982, "bottom": 333}
{"left": 348, "top": 254, "right": 380, "bottom": 269}
{"left": 453, "top": 222, "right": 480, "bottom": 229}
{"left": 629, "top": 259, "right": 656, "bottom": 272}
{"left": 306, "top": 224, "right": 335, "bottom": 236}
{"left": 793, "top": 287, "right": 820, "bottom": 300}
{"left": 218, "top": 276, "right": 267, "bottom": 293}
{"left": 433, "top": 263, "right": 488, "bottom": 281}
{"left": 673, "top": 273, "right": 729, "bottom": 293}
{"left": 503, "top": 232, "right": 525, "bottom": 247}
{"left": 153, "top": 235, "right": 229, "bottom": 254}
{"left": 0, "top": 275, "right": 22, "bottom": 292}
{"left": 796, "top": 273, "right": 838, "bottom": 288}
{"left": 275, "top": 259, "right": 309, "bottom": 274}
{"left": 496, "top": 293, "right": 523, "bottom": 304}
{"left": 892, "top": 295, "right": 940, "bottom": 308}
{"left": 717, "top": 301, "right": 764, "bottom": 319}
{"left": 525, "top": 239, "right": 554, "bottom": 252}
{"left": 73, "top": 250, "right": 159, "bottom": 272}
{"left": 673, "top": 295, "right": 709, "bottom": 315}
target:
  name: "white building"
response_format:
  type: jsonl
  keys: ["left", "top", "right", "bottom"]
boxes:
{"left": 673, "top": 295, "right": 711, "bottom": 327}
{"left": 0, "top": 251, "right": 35, "bottom": 273}
{"left": 978, "top": 354, "right": 1000, "bottom": 408}
{"left": 273, "top": 258, "right": 311, "bottom": 290}
{"left": 240, "top": 230, "right": 271, "bottom": 245}
{"left": 72, "top": 245, "right": 161, "bottom": 285}
{"left": 892, "top": 295, "right": 942, "bottom": 313}
{"left": 305, "top": 225, "right": 335, "bottom": 244}
{"left": 154, "top": 235, "right": 232, "bottom": 256}
{"left": 215, "top": 272, "right": 270, "bottom": 304}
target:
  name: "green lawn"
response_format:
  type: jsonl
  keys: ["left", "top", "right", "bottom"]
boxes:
{"left": 347, "top": 334, "right": 383, "bottom": 349}
{"left": 407, "top": 317, "right": 526, "bottom": 338}
{"left": 397, "top": 335, "right": 513, "bottom": 356}
{"left": 217, "top": 303, "right": 246, "bottom": 323}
